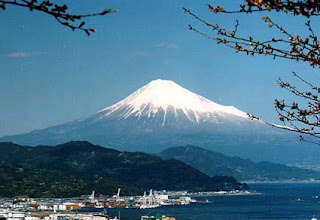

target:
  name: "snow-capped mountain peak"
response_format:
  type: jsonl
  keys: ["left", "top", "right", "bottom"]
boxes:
{"left": 98, "top": 79, "right": 248, "bottom": 124}
{"left": 0, "top": 79, "right": 302, "bottom": 165}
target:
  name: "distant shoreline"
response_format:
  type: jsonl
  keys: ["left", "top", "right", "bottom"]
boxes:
{"left": 188, "top": 192, "right": 262, "bottom": 198}
{"left": 245, "top": 180, "right": 320, "bottom": 184}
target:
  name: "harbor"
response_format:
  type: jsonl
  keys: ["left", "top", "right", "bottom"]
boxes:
{"left": 0, "top": 188, "right": 257, "bottom": 220}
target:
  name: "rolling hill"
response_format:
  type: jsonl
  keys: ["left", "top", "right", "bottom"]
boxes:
{"left": 0, "top": 141, "right": 248, "bottom": 193}
{"left": 159, "top": 146, "right": 320, "bottom": 181}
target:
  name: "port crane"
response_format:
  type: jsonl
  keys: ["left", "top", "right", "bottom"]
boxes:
{"left": 116, "top": 188, "right": 121, "bottom": 203}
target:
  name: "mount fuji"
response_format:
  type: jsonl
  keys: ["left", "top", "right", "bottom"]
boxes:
{"left": 98, "top": 79, "right": 248, "bottom": 124}
{"left": 1, "top": 79, "right": 320, "bottom": 166}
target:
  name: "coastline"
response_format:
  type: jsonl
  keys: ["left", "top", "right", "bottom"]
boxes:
{"left": 245, "top": 180, "right": 320, "bottom": 184}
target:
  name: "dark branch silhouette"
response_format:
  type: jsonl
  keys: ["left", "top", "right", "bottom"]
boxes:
{"left": 184, "top": 0, "right": 320, "bottom": 144}
{"left": 207, "top": 0, "right": 320, "bottom": 17}
{"left": 0, "top": 0, "right": 117, "bottom": 35}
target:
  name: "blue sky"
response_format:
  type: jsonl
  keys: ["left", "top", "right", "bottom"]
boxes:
{"left": 1, "top": 0, "right": 320, "bottom": 136}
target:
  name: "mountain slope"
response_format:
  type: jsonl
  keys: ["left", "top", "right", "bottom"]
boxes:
{"left": 0, "top": 164, "right": 142, "bottom": 198}
{"left": 0, "top": 79, "right": 254, "bottom": 147}
{"left": 1, "top": 79, "right": 320, "bottom": 166}
{"left": 97, "top": 79, "right": 248, "bottom": 123}
{"left": 0, "top": 141, "right": 248, "bottom": 192}
{"left": 159, "top": 146, "right": 320, "bottom": 181}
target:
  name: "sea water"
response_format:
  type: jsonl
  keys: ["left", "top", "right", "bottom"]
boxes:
{"left": 102, "top": 183, "right": 320, "bottom": 220}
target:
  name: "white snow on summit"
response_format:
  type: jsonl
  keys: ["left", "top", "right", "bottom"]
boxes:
{"left": 98, "top": 79, "right": 248, "bottom": 123}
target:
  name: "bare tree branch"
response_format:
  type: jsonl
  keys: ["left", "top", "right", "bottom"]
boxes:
{"left": 185, "top": 1, "right": 320, "bottom": 144}
{"left": 0, "top": 0, "right": 117, "bottom": 35}
{"left": 208, "top": 1, "right": 320, "bottom": 17}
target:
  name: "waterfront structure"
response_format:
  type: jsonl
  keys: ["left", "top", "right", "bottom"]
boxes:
{"left": 0, "top": 209, "right": 25, "bottom": 220}
{"left": 141, "top": 215, "right": 175, "bottom": 220}
{"left": 140, "top": 190, "right": 160, "bottom": 209}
